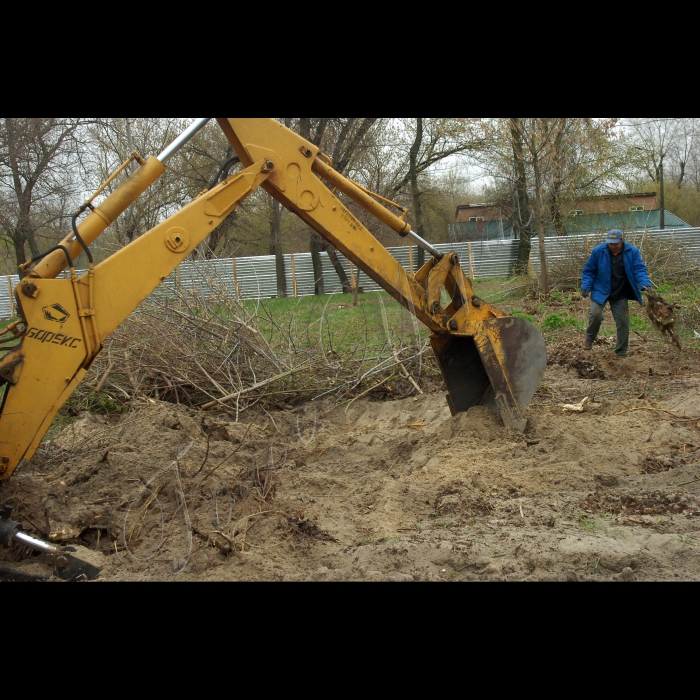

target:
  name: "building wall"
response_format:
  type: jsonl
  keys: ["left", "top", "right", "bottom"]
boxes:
{"left": 456, "top": 203, "right": 510, "bottom": 223}
{"left": 457, "top": 193, "right": 659, "bottom": 225}
{"left": 568, "top": 193, "right": 657, "bottom": 215}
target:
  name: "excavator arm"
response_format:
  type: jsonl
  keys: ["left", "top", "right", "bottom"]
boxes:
{"left": 219, "top": 118, "right": 546, "bottom": 429}
{"left": 0, "top": 118, "right": 547, "bottom": 485}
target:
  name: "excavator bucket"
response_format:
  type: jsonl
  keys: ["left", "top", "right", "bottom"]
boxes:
{"left": 431, "top": 316, "right": 547, "bottom": 432}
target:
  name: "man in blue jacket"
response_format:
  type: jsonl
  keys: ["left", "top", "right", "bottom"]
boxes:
{"left": 581, "top": 229, "right": 652, "bottom": 358}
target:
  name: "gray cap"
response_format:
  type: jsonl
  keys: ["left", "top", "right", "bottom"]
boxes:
{"left": 606, "top": 229, "right": 624, "bottom": 242}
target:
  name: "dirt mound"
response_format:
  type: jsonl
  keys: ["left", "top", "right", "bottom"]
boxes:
{"left": 548, "top": 340, "right": 607, "bottom": 379}
{"left": 2, "top": 342, "right": 700, "bottom": 582}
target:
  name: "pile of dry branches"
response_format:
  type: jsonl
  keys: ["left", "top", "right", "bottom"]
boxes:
{"left": 70, "top": 282, "right": 431, "bottom": 419}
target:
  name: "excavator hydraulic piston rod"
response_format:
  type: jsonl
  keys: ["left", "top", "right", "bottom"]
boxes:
{"left": 158, "top": 118, "right": 212, "bottom": 163}
{"left": 406, "top": 230, "right": 443, "bottom": 261}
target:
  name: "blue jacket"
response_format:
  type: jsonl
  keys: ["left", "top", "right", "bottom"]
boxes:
{"left": 581, "top": 242, "right": 651, "bottom": 306}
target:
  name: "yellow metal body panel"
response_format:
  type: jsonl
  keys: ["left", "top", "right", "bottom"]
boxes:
{"left": 0, "top": 279, "right": 87, "bottom": 474}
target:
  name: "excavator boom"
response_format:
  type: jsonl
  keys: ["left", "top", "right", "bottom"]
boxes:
{"left": 219, "top": 118, "right": 547, "bottom": 430}
{"left": 0, "top": 118, "right": 547, "bottom": 483}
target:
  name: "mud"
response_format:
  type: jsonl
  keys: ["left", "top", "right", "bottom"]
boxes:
{"left": 2, "top": 337, "right": 700, "bottom": 582}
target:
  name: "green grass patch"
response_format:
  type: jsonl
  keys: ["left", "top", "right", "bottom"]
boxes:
{"left": 680, "top": 285, "right": 700, "bottom": 303}
{"left": 541, "top": 313, "right": 583, "bottom": 331}
{"left": 66, "top": 391, "right": 124, "bottom": 415}
{"left": 630, "top": 316, "right": 651, "bottom": 331}
{"left": 239, "top": 292, "right": 430, "bottom": 354}
{"left": 238, "top": 284, "right": 538, "bottom": 352}
{"left": 550, "top": 291, "right": 573, "bottom": 306}
{"left": 511, "top": 308, "right": 536, "bottom": 324}
{"left": 579, "top": 515, "right": 603, "bottom": 534}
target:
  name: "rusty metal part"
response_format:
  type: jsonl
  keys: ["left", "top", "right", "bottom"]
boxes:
{"left": 21, "top": 281, "right": 39, "bottom": 298}
{"left": 0, "top": 350, "right": 24, "bottom": 386}
{"left": 474, "top": 317, "right": 547, "bottom": 431}
{"left": 51, "top": 549, "right": 102, "bottom": 582}
{"left": 0, "top": 320, "right": 26, "bottom": 341}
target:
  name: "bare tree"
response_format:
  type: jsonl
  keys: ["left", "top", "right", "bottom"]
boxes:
{"left": 509, "top": 118, "right": 534, "bottom": 274}
{"left": 0, "top": 118, "right": 87, "bottom": 272}
{"left": 628, "top": 118, "right": 685, "bottom": 228}
{"left": 408, "top": 117, "right": 428, "bottom": 269}
{"left": 665, "top": 118, "right": 699, "bottom": 189}
{"left": 396, "top": 118, "right": 487, "bottom": 268}
{"left": 628, "top": 118, "right": 682, "bottom": 182}
{"left": 477, "top": 118, "right": 627, "bottom": 281}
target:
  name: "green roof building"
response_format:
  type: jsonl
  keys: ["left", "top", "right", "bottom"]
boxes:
{"left": 451, "top": 193, "right": 691, "bottom": 243}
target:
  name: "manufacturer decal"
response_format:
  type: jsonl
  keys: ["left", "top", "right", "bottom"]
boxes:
{"left": 43, "top": 304, "right": 71, "bottom": 323}
{"left": 26, "top": 328, "right": 82, "bottom": 349}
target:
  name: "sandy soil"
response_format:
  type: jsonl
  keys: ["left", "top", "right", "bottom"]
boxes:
{"left": 2, "top": 335, "right": 700, "bottom": 582}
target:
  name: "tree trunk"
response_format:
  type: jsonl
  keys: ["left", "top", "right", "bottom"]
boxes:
{"left": 310, "top": 234, "right": 324, "bottom": 296}
{"left": 533, "top": 161, "right": 550, "bottom": 295}
{"left": 409, "top": 117, "right": 426, "bottom": 270}
{"left": 124, "top": 118, "right": 137, "bottom": 245}
{"left": 677, "top": 160, "right": 686, "bottom": 189}
{"left": 327, "top": 248, "right": 352, "bottom": 292}
{"left": 550, "top": 197, "right": 567, "bottom": 236}
{"left": 659, "top": 158, "right": 665, "bottom": 230}
{"left": 12, "top": 232, "right": 27, "bottom": 274}
{"left": 206, "top": 226, "right": 223, "bottom": 259}
{"left": 271, "top": 197, "right": 286, "bottom": 297}
{"left": 300, "top": 118, "right": 325, "bottom": 295}
{"left": 15, "top": 191, "right": 40, "bottom": 262}
{"left": 550, "top": 120, "right": 568, "bottom": 236}
{"left": 25, "top": 225, "right": 40, "bottom": 259}
{"left": 510, "top": 119, "right": 532, "bottom": 275}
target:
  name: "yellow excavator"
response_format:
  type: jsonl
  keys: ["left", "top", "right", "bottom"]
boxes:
{"left": 0, "top": 118, "right": 546, "bottom": 577}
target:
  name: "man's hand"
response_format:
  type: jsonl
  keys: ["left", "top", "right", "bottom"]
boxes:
{"left": 581, "top": 290, "right": 590, "bottom": 299}
{"left": 642, "top": 286, "right": 652, "bottom": 293}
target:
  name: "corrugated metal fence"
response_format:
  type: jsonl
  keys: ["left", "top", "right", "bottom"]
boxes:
{"left": 2, "top": 228, "right": 700, "bottom": 320}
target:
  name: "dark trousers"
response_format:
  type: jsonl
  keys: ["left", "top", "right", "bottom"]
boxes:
{"left": 586, "top": 298, "right": 630, "bottom": 356}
